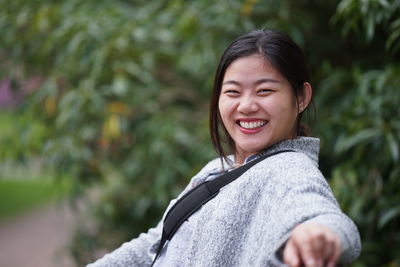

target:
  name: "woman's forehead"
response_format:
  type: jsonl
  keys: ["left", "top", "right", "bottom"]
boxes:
{"left": 223, "top": 55, "right": 284, "bottom": 85}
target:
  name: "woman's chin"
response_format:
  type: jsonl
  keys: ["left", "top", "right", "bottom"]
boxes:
{"left": 236, "top": 142, "right": 271, "bottom": 157}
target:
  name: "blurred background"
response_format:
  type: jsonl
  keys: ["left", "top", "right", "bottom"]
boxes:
{"left": 0, "top": 0, "right": 399, "bottom": 266}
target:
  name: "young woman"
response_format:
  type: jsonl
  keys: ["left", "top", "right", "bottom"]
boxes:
{"left": 88, "top": 29, "right": 361, "bottom": 267}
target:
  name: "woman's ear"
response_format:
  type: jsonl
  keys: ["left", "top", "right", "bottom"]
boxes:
{"left": 298, "top": 82, "right": 312, "bottom": 113}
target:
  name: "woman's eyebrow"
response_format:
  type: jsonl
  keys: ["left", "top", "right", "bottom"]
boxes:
{"left": 254, "top": 78, "right": 280, "bottom": 85}
{"left": 222, "top": 80, "right": 241, "bottom": 86}
{"left": 222, "top": 78, "right": 280, "bottom": 86}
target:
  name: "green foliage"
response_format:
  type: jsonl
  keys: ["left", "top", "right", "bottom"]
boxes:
{"left": 0, "top": 111, "right": 48, "bottom": 161}
{"left": 1, "top": 0, "right": 399, "bottom": 265}
{"left": 334, "top": 0, "right": 400, "bottom": 52}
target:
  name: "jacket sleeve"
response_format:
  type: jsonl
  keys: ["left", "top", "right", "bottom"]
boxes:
{"left": 86, "top": 220, "right": 162, "bottom": 267}
{"left": 267, "top": 153, "right": 361, "bottom": 265}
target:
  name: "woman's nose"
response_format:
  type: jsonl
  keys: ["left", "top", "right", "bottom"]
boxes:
{"left": 237, "top": 95, "right": 258, "bottom": 114}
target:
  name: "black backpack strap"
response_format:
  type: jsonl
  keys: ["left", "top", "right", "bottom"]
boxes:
{"left": 151, "top": 149, "right": 294, "bottom": 265}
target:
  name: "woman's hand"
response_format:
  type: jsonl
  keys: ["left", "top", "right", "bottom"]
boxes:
{"left": 283, "top": 223, "right": 341, "bottom": 267}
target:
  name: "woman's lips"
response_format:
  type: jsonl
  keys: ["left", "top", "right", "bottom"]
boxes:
{"left": 236, "top": 119, "right": 267, "bottom": 134}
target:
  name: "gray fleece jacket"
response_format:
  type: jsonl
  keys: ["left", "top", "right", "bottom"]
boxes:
{"left": 88, "top": 137, "right": 361, "bottom": 266}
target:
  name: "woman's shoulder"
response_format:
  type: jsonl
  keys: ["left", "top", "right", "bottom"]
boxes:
{"left": 254, "top": 148, "right": 324, "bottom": 184}
{"left": 257, "top": 137, "right": 321, "bottom": 170}
{"left": 263, "top": 149, "right": 318, "bottom": 167}
{"left": 249, "top": 149, "right": 333, "bottom": 202}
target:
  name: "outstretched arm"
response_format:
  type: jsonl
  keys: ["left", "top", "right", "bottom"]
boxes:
{"left": 266, "top": 153, "right": 361, "bottom": 266}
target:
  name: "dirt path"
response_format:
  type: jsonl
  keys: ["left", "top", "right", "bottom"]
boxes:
{"left": 0, "top": 201, "right": 77, "bottom": 267}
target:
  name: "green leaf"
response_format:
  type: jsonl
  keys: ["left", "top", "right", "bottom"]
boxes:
{"left": 335, "top": 128, "right": 380, "bottom": 154}
{"left": 386, "top": 132, "right": 399, "bottom": 161}
{"left": 379, "top": 206, "right": 400, "bottom": 229}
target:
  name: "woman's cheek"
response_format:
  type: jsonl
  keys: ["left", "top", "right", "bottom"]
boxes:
{"left": 218, "top": 99, "right": 230, "bottom": 119}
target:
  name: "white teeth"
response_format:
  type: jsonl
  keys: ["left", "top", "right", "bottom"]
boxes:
{"left": 239, "top": 120, "right": 267, "bottom": 129}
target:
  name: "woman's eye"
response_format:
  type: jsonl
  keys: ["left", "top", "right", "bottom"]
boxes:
{"left": 224, "top": 89, "right": 240, "bottom": 95}
{"left": 258, "top": 89, "right": 273, "bottom": 94}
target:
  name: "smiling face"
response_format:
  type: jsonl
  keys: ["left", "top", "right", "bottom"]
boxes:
{"left": 218, "top": 54, "right": 300, "bottom": 164}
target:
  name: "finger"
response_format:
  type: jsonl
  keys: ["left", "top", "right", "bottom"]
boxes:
{"left": 322, "top": 237, "right": 334, "bottom": 261}
{"left": 327, "top": 236, "right": 341, "bottom": 267}
{"left": 321, "top": 232, "right": 336, "bottom": 260}
{"left": 309, "top": 229, "right": 327, "bottom": 266}
{"left": 283, "top": 239, "right": 301, "bottom": 267}
{"left": 311, "top": 231, "right": 324, "bottom": 258}
{"left": 292, "top": 227, "right": 318, "bottom": 267}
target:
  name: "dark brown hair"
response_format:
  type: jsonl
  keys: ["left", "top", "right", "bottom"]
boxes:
{"left": 209, "top": 29, "right": 313, "bottom": 163}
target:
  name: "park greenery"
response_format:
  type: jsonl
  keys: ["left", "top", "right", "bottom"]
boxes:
{"left": 0, "top": 111, "right": 71, "bottom": 219}
{"left": 0, "top": 175, "right": 70, "bottom": 220}
{"left": 1, "top": 0, "right": 399, "bottom": 265}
